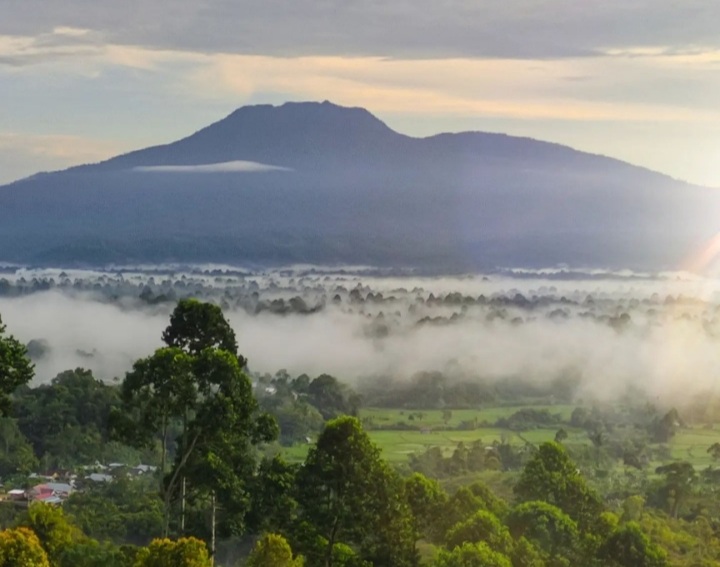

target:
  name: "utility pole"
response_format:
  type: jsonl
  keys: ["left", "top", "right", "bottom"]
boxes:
{"left": 210, "top": 491, "right": 216, "bottom": 567}
{"left": 181, "top": 477, "right": 186, "bottom": 533}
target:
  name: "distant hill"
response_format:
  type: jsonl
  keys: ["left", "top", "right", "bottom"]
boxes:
{"left": 1, "top": 100, "right": 718, "bottom": 270}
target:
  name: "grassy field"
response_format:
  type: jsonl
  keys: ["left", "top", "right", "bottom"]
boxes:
{"left": 669, "top": 427, "right": 720, "bottom": 468}
{"left": 359, "top": 405, "right": 578, "bottom": 463}
{"left": 361, "top": 405, "right": 577, "bottom": 431}
{"left": 281, "top": 405, "right": 720, "bottom": 472}
{"left": 282, "top": 404, "right": 580, "bottom": 463}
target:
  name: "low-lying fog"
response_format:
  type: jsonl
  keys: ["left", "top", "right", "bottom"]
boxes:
{"left": 2, "top": 265, "right": 720, "bottom": 403}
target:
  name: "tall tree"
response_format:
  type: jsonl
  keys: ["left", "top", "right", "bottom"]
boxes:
{"left": 404, "top": 473, "right": 448, "bottom": 543}
{"left": 514, "top": 442, "right": 602, "bottom": 532}
{"left": 295, "top": 416, "right": 416, "bottom": 567}
{"left": 597, "top": 523, "right": 667, "bottom": 567}
{"left": 171, "top": 348, "right": 278, "bottom": 537}
{"left": 113, "top": 349, "right": 194, "bottom": 484}
{"left": 114, "top": 300, "right": 276, "bottom": 540}
{"left": 444, "top": 510, "right": 512, "bottom": 556}
{"left": 0, "top": 313, "right": 34, "bottom": 416}
{"left": 655, "top": 461, "right": 696, "bottom": 519}
{"left": 162, "top": 299, "right": 240, "bottom": 362}
{"left": 507, "top": 501, "right": 580, "bottom": 564}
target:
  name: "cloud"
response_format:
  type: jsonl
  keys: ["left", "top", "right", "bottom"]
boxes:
{"left": 3, "top": 1, "right": 720, "bottom": 60}
{"left": 0, "top": 27, "right": 106, "bottom": 67}
{"left": 133, "top": 160, "right": 291, "bottom": 173}
{"left": 4, "top": 3, "right": 720, "bottom": 185}
{"left": 5, "top": 25, "right": 719, "bottom": 124}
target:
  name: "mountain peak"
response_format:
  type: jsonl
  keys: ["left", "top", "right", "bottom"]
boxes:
{"left": 219, "top": 99, "right": 394, "bottom": 136}
{"left": 94, "top": 100, "right": 400, "bottom": 172}
{"left": 0, "top": 99, "right": 711, "bottom": 270}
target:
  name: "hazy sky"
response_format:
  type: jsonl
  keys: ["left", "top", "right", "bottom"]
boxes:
{"left": 3, "top": 1, "right": 720, "bottom": 186}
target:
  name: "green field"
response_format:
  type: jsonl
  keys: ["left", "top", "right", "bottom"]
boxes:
{"left": 281, "top": 405, "right": 720, "bottom": 471}
{"left": 669, "top": 427, "right": 720, "bottom": 467}
{"left": 281, "top": 405, "right": 581, "bottom": 463}
{"left": 361, "top": 405, "right": 576, "bottom": 431}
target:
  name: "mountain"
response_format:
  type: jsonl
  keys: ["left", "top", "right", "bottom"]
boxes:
{"left": 1, "top": 101, "right": 718, "bottom": 270}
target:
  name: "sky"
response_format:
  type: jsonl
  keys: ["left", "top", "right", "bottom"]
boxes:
{"left": 2, "top": 1, "right": 720, "bottom": 186}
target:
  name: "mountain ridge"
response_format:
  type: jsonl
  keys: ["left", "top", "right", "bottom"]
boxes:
{"left": 15, "top": 101, "right": 682, "bottom": 185}
{"left": 0, "top": 101, "right": 717, "bottom": 270}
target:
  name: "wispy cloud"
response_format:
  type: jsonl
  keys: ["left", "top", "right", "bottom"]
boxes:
{"left": 4, "top": 2, "right": 720, "bottom": 185}
{"left": 4, "top": 1, "right": 720, "bottom": 60}
{"left": 133, "top": 160, "right": 291, "bottom": 173}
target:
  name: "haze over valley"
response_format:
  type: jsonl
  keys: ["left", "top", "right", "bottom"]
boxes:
{"left": 4, "top": 265, "right": 720, "bottom": 409}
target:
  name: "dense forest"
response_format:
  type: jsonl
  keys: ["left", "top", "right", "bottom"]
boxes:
{"left": 1, "top": 298, "right": 720, "bottom": 566}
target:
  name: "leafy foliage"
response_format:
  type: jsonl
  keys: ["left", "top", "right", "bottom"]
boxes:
{"left": 0, "top": 527, "right": 50, "bottom": 567}
{"left": 0, "top": 313, "right": 34, "bottom": 416}
{"left": 133, "top": 537, "right": 211, "bottom": 567}
{"left": 246, "top": 533, "right": 304, "bottom": 567}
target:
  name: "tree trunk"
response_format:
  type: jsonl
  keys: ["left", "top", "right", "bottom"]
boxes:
{"left": 325, "top": 515, "right": 340, "bottom": 567}
{"left": 161, "top": 413, "right": 169, "bottom": 537}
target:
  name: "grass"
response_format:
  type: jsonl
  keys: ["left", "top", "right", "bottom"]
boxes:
{"left": 361, "top": 405, "right": 576, "bottom": 431}
{"left": 280, "top": 404, "right": 579, "bottom": 463}
{"left": 280, "top": 405, "right": 720, "bottom": 472}
{"left": 668, "top": 427, "right": 720, "bottom": 468}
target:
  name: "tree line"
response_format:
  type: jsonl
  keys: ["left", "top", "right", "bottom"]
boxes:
{"left": 0, "top": 300, "right": 718, "bottom": 565}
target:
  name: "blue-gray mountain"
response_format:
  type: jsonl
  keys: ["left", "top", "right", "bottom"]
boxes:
{"left": 1, "top": 101, "right": 717, "bottom": 270}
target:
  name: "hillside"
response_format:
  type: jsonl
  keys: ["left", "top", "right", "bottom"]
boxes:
{"left": 0, "top": 101, "right": 717, "bottom": 270}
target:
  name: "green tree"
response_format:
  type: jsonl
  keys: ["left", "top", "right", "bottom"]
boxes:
{"left": 445, "top": 511, "right": 512, "bottom": 555}
{"left": 507, "top": 501, "right": 579, "bottom": 565}
{"left": 133, "top": 537, "right": 210, "bottom": 567}
{"left": 655, "top": 461, "right": 696, "bottom": 518}
{"left": 295, "top": 416, "right": 416, "bottom": 567}
{"left": 597, "top": 522, "right": 667, "bottom": 567}
{"left": 0, "top": 527, "right": 50, "bottom": 567}
{"left": 64, "top": 476, "right": 164, "bottom": 545}
{"left": 0, "top": 314, "right": 34, "bottom": 416}
{"left": 173, "top": 348, "right": 278, "bottom": 536}
{"left": 306, "top": 375, "right": 358, "bottom": 420}
{"left": 434, "top": 487, "right": 493, "bottom": 543}
{"left": 113, "top": 349, "right": 194, "bottom": 476}
{"left": 14, "top": 368, "right": 126, "bottom": 468}
{"left": 432, "top": 541, "right": 511, "bottom": 567}
{"left": 514, "top": 442, "right": 602, "bottom": 531}
{"left": 707, "top": 442, "right": 720, "bottom": 462}
{"left": 16, "top": 503, "right": 84, "bottom": 566}
{"left": 0, "top": 417, "right": 37, "bottom": 476}
{"left": 161, "top": 298, "right": 240, "bottom": 361}
{"left": 620, "top": 496, "right": 645, "bottom": 523}
{"left": 404, "top": 473, "right": 448, "bottom": 541}
{"left": 114, "top": 300, "right": 277, "bottom": 538}
{"left": 509, "top": 537, "right": 545, "bottom": 567}
{"left": 58, "top": 539, "right": 133, "bottom": 567}
{"left": 246, "top": 456, "right": 299, "bottom": 535}
{"left": 111, "top": 348, "right": 195, "bottom": 534}
{"left": 246, "top": 533, "right": 304, "bottom": 567}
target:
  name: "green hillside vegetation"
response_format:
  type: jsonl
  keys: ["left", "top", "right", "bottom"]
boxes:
{"left": 2, "top": 302, "right": 720, "bottom": 565}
